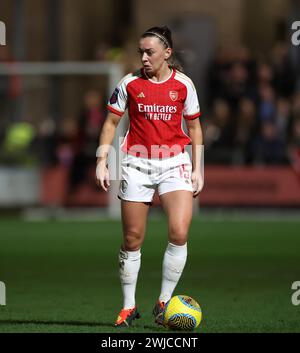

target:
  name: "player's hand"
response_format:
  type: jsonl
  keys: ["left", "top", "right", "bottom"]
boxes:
{"left": 191, "top": 170, "right": 204, "bottom": 198}
{"left": 96, "top": 160, "right": 110, "bottom": 192}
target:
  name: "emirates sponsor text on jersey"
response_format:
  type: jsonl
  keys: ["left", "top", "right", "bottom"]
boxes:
{"left": 138, "top": 103, "right": 177, "bottom": 121}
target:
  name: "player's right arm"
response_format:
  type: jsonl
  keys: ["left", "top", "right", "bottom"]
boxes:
{"left": 96, "top": 112, "right": 122, "bottom": 191}
{"left": 96, "top": 74, "right": 130, "bottom": 191}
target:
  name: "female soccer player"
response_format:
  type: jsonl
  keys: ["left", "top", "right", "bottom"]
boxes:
{"left": 96, "top": 26, "right": 203, "bottom": 327}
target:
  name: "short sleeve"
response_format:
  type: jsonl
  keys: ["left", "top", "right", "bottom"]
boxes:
{"left": 107, "top": 76, "right": 128, "bottom": 117}
{"left": 183, "top": 81, "right": 201, "bottom": 120}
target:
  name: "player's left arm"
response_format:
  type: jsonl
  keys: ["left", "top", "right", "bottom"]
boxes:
{"left": 186, "top": 118, "right": 204, "bottom": 197}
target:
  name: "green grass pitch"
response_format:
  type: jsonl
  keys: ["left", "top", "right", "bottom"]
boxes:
{"left": 0, "top": 216, "right": 300, "bottom": 333}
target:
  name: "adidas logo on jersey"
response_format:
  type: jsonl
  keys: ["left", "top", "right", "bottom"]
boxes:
{"left": 137, "top": 92, "right": 145, "bottom": 98}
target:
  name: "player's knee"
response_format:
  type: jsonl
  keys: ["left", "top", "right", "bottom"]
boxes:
{"left": 169, "top": 226, "right": 188, "bottom": 245}
{"left": 123, "top": 229, "right": 143, "bottom": 250}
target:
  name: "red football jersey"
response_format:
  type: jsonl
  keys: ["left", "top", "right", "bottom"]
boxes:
{"left": 107, "top": 68, "right": 201, "bottom": 158}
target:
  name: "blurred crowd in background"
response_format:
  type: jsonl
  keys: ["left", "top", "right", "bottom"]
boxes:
{"left": 205, "top": 42, "right": 300, "bottom": 166}
{"left": 1, "top": 37, "right": 300, "bottom": 190}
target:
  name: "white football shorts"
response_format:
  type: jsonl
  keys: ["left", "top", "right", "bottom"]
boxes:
{"left": 118, "top": 151, "right": 193, "bottom": 203}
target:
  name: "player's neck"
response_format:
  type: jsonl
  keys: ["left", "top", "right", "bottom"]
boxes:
{"left": 147, "top": 65, "right": 172, "bottom": 82}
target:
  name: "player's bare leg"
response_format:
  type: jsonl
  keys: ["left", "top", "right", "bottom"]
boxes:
{"left": 153, "top": 190, "right": 193, "bottom": 324}
{"left": 160, "top": 190, "right": 193, "bottom": 246}
{"left": 121, "top": 200, "right": 150, "bottom": 251}
{"left": 115, "top": 201, "right": 150, "bottom": 327}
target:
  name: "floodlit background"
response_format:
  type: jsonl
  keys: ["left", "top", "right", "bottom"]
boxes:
{"left": 0, "top": 0, "right": 300, "bottom": 333}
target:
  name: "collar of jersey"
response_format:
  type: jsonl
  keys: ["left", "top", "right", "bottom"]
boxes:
{"left": 143, "top": 68, "right": 174, "bottom": 84}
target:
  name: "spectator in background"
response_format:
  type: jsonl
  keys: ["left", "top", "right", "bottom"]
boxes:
{"left": 287, "top": 118, "right": 300, "bottom": 177}
{"left": 257, "top": 84, "right": 276, "bottom": 122}
{"left": 36, "top": 118, "right": 58, "bottom": 167}
{"left": 287, "top": 92, "right": 300, "bottom": 173}
{"left": 289, "top": 118, "right": 300, "bottom": 148}
{"left": 253, "top": 121, "right": 285, "bottom": 165}
{"left": 291, "top": 91, "right": 300, "bottom": 120}
{"left": 206, "top": 42, "right": 300, "bottom": 165}
{"left": 78, "top": 90, "right": 105, "bottom": 157}
{"left": 56, "top": 118, "right": 78, "bottom": 168}
{"left": 204, "top": 99, "right": 234, "bottom": 163}
{"left": 68, "top": 90, "right": 105, "bottom": 191}
{"left": 234, "top": 46, "right": 256, "bottom": 75}
{"left": 275, "top": 97, "right": 292, "bottom": 144}
{"left": 271, "top": 42, "right": 295, "bottom": 97}
{"left": 225, "top": 62, "right": 250, "bottom": 108}
{"left": 233, "top": 98, "right": 257, "bottom": 164}
{"left": 207, "top": 47, "right": 232, "bottom": 105}
{"left": 207, "top": 46, "right": 256, "bottom": 108}
{"left": 256, "top": 62, "right": 274, "bottom": 86}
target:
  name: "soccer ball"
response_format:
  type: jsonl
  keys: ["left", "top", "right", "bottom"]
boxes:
{"left": 162, "top": 295, "right": 202, "bottom": 331}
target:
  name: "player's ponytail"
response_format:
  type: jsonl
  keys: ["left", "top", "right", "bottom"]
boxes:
{"left": 141, "top": 26, "right": 184, "bottom": 73}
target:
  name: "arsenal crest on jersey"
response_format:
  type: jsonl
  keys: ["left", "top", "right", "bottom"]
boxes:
{"left": 169, "top": 90, "right": 178, "bottom": 101}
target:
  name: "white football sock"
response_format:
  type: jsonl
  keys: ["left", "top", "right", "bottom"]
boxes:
{"left": 119, "top": 248, "right": 141, "bottom": 309}
{"left": 159, "top": 242, "right": 187, "bottom": 303}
